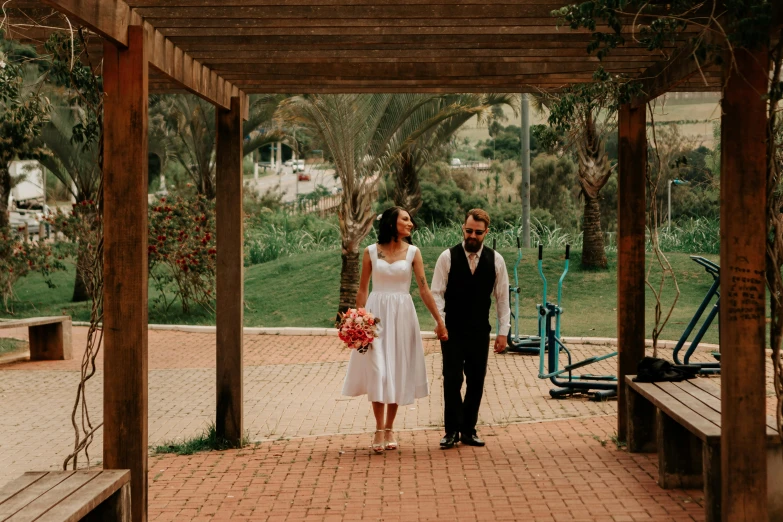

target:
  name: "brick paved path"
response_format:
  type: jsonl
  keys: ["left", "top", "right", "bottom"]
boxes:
{"left": 148, "top": 416, "right": 706, "bottom": 522}
{"left": 0, "top": 326, "right": 775, "bottom": 520}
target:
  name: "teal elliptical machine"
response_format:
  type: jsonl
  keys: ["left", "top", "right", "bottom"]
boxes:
{"left": 535, "top": 244, "right": 618, "bottom": 401}
{"left": 671, "top": 256, "right": 721, "bottom": 374}
{"left": 505, "top": 236, "right": 540, "bottom": 354}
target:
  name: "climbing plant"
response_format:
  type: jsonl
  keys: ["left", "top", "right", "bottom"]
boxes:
{"left": 551, "top": 0, "right": 781, "bottom": 435}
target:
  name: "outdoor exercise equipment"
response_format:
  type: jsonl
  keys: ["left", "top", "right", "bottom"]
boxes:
{"left": 505, "top": 236, "right": 540, "bottom": 354}
{"left": 535, "top": 244, "right": 618, "bottom": 401}
{"left": 671, "top": 256, "right": 721, "bottom": 374}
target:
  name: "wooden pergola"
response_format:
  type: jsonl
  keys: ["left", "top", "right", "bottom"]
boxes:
{"left": 4, "top": 1, "right": 781, "bottom": 521}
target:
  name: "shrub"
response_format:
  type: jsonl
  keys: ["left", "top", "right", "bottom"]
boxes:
{"left": 0, "top": 227, "right": 63, "bottom": 312}
{"left": 148, "top": 193, "right": 216, "bottom": 314}
{"left": 417, "top": 181, "right": 489, "bottom": 226}
{"left": 244, "top": 212, "right": 340, "bottom": 265}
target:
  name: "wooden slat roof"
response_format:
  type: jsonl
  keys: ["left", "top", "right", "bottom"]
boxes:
{"left": 4, "top": 0, "right": 723, "bottom": 95}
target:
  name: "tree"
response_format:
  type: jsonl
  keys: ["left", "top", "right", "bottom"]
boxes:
{"left": 37, "top": 32, "right": 104, "bottom": 303}
{"left": 150, "top": 94, "right": 287, "bottom": 199}
{"left": 391, "top": 93, "right": 517, "bottom": 217}
{"left": 528, "top": 154, "right": 580, "bottom": 230}
{"left": 534, "top": 71, "right": 622, "bottom": 268}
{"left": 37, "top": 105, "right": 101, "bottom": 301}
{"left": 280, "top": 94, "right": 484, "bottom": 317}
{"left": 0, "top": 48, "right": 49, "bottom": 228}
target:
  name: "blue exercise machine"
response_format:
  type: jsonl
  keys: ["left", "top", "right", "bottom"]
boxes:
{"left": 535, "top": 244, "right": 618, "bottom": 401}
{"left": 671, "top": 256, "right": 721, "bottom": 374}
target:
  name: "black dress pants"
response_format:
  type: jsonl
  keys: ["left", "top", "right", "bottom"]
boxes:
{"left": 441, "top": 333, "right": 490, "bottom": 436}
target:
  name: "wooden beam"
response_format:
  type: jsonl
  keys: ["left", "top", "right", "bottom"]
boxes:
{"left": 39, "top": 0, "right": 246, "bottom": 110}
{"left": 102, "top": 24, "right": 148, "bottom": 522}
{"left": 617, "top": 103, "right": 646, "bottom": 443}
{"left": 719, "top": 46, "right": 769, "bottom": 522}
{"left": 216, "top": 96, "right": 244, "bottom": 447}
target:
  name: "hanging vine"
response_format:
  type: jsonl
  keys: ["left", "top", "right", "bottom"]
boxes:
{"left": 644, "top": 101, "right": 681, "bottom": 358}
{"left": 765, "top": 33, "right": 783, "bottom": 443}
{"left": 43, "top": 24, "right": 106, "bottom": 471}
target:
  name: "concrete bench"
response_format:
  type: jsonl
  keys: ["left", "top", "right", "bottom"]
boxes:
{"left": 0, "top": 317, "right": 72, "bottom": 361}
{"left": 626, "top": 376, "right": 783, "bottom": 521}
{"left": 0, "top": 470, "right": 130, "bottom": 521}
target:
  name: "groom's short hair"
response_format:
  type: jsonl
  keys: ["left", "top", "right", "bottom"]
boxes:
{"left": 465, "top": 209, "right": 490, "bottom": 228}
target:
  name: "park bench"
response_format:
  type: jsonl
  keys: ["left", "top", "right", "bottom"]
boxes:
{"left": 0, "top": 470, "right": 130, "bottom": 521}
{"left": 0, "top": 317, "right": 72, "bottom": 361}
{"left": 626, "top": 376, "right": 783, "bottom": 521}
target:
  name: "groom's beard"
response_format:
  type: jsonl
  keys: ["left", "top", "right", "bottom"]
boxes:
{"left": 464, "top": 238, "right": 481, "bottom": 252}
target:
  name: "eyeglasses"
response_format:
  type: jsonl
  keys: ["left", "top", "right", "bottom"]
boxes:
{"left": 464, "top": 228, "right": 487, "bottom": 236}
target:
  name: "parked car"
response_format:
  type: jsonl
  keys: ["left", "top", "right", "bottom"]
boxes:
{"left": 292, "top": 159, "right": 306, "bottom": 173}
{"left": 450, "top": 158, "right": 462, "bottom": 167}
{"left": 284, "top": 159, "right": 294, "bottom": 167}
{"left": 297, "top": 173, "right": 311, "bottom": 181}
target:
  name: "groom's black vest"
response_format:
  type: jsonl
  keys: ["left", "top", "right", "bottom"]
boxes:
{"left": 444, "top": 244, "right": 496, "bottom": 336}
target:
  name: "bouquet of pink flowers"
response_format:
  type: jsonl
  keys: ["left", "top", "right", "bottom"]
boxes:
{"left": 337, "top": 308, "right": 380, "bottom": 354}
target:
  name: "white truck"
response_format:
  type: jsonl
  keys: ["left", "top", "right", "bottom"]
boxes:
{"left": 7, "top": 160, "right": 49, "bottom": 237}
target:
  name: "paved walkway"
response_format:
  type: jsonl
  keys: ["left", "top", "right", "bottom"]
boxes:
{"left": 0, "top": 326, "right": 776, "bottom": 520}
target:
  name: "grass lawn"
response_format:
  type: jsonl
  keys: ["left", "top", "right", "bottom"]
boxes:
{"left": 2, "top": 247, "right": 720, "bottom": 344}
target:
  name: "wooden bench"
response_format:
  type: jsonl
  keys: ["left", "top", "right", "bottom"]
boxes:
{"left": 626, "top": 376, "right": 783, "bottom": 522}
{"left": 0, "top": 317, "right": 72, "bottom": 361}
{"left": 0, "top": 470, "right": 129, "bottom": 521}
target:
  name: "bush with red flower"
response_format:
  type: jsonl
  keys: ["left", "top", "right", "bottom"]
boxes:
{"left": 0, "top": 227, "right": 65, "bottom": 313}
{"left": 148, "top": 193, "right": 216, "bottom": 314}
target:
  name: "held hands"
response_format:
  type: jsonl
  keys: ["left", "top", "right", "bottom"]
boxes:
{"left": 493, "top": 335, "right": 507, "bottom": 354}
{"left": 435, "top": 322, "right": 449, "bottom": 341}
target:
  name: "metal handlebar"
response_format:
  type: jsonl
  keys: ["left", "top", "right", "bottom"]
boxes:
{"left": 690, "top": 256, "right": 719, "bottom": 278}
{"left": 557, "top": 245, "right": 570, "bottom": 308}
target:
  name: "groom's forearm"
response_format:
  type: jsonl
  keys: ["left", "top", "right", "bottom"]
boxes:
{"left": 430, "top": 252, "right": 449, "bottom": 323}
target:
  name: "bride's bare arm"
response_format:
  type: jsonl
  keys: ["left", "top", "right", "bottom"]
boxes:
{"left": 355, "top": 248, "right": 372, "bottom": 308}
{"left": 412, "top": 249, "right": 447, "bottom": 339}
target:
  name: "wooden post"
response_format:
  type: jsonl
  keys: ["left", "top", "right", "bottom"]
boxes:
{"left": 617, "top": 103, "right": 646, "bottom": 442}
{"left": 103, "top": 25, "right": 149, "bottom": 522}
{"left": 719, "top": 47, "right": 769, "bottom": 522}
{"left": 626, "top": 385, "right": 656, "bottom": 453}
{"left": 657, "top": 410, "right": 703, "bottom": 489}
{"left": 216, "top": 96, "right": 244, "bottom": 446}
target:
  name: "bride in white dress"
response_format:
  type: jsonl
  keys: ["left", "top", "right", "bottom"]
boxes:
{"left": 342, "top": 206, "right": 448, "bottom": 453}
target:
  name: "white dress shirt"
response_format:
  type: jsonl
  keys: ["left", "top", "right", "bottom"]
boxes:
{"left": 430, "top": 242, "right": 511, "bottom": 336}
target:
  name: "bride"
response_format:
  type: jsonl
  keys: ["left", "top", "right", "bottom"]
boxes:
{"left": 342, "top": 206, "right": 447, "bottom": 453}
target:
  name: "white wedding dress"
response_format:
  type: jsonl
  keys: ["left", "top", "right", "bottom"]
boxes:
{"left": 342, "top": 243, "right": 429, "bottom": 405}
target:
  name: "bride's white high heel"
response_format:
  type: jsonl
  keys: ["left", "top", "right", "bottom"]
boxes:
{"left": 372, "top": 430, "right": 385, "bottom": 454}
{"left": 384, "top": 429, "right": 398, "bottom": 451}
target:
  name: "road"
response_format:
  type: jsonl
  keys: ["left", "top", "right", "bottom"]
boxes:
{"left": 248, "top": 164, "right": 340, "bottom": 203}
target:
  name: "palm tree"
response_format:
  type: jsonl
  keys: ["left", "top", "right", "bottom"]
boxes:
{"left": 391, "top": 93, "right": 518, "bottom": 217}
{"left": 533, "top": 80, "right": 617, "bottom": 269}
{"left": 151, "top": 94, "right": 288, "bottom": 198}
{"left": 37, "top": 104, "right": 101, "bottom": 301}
{"left": 280, "top": 94, "right": 488, "bottom": 317}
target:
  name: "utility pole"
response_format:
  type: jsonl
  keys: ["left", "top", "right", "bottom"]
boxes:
{"left": 521, "top": 93, "right": 531, "bottom": 248}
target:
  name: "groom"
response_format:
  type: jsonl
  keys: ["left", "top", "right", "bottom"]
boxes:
{"left": 431, "top": 208, "right": 510, "bottom": 448}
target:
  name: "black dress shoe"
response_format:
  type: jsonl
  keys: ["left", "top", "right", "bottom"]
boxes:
{"left": 460, "top": 433, "right": 485, "bottom": 447}
{"left": 440, "top": 432, "right": 459, "bottom": 449}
